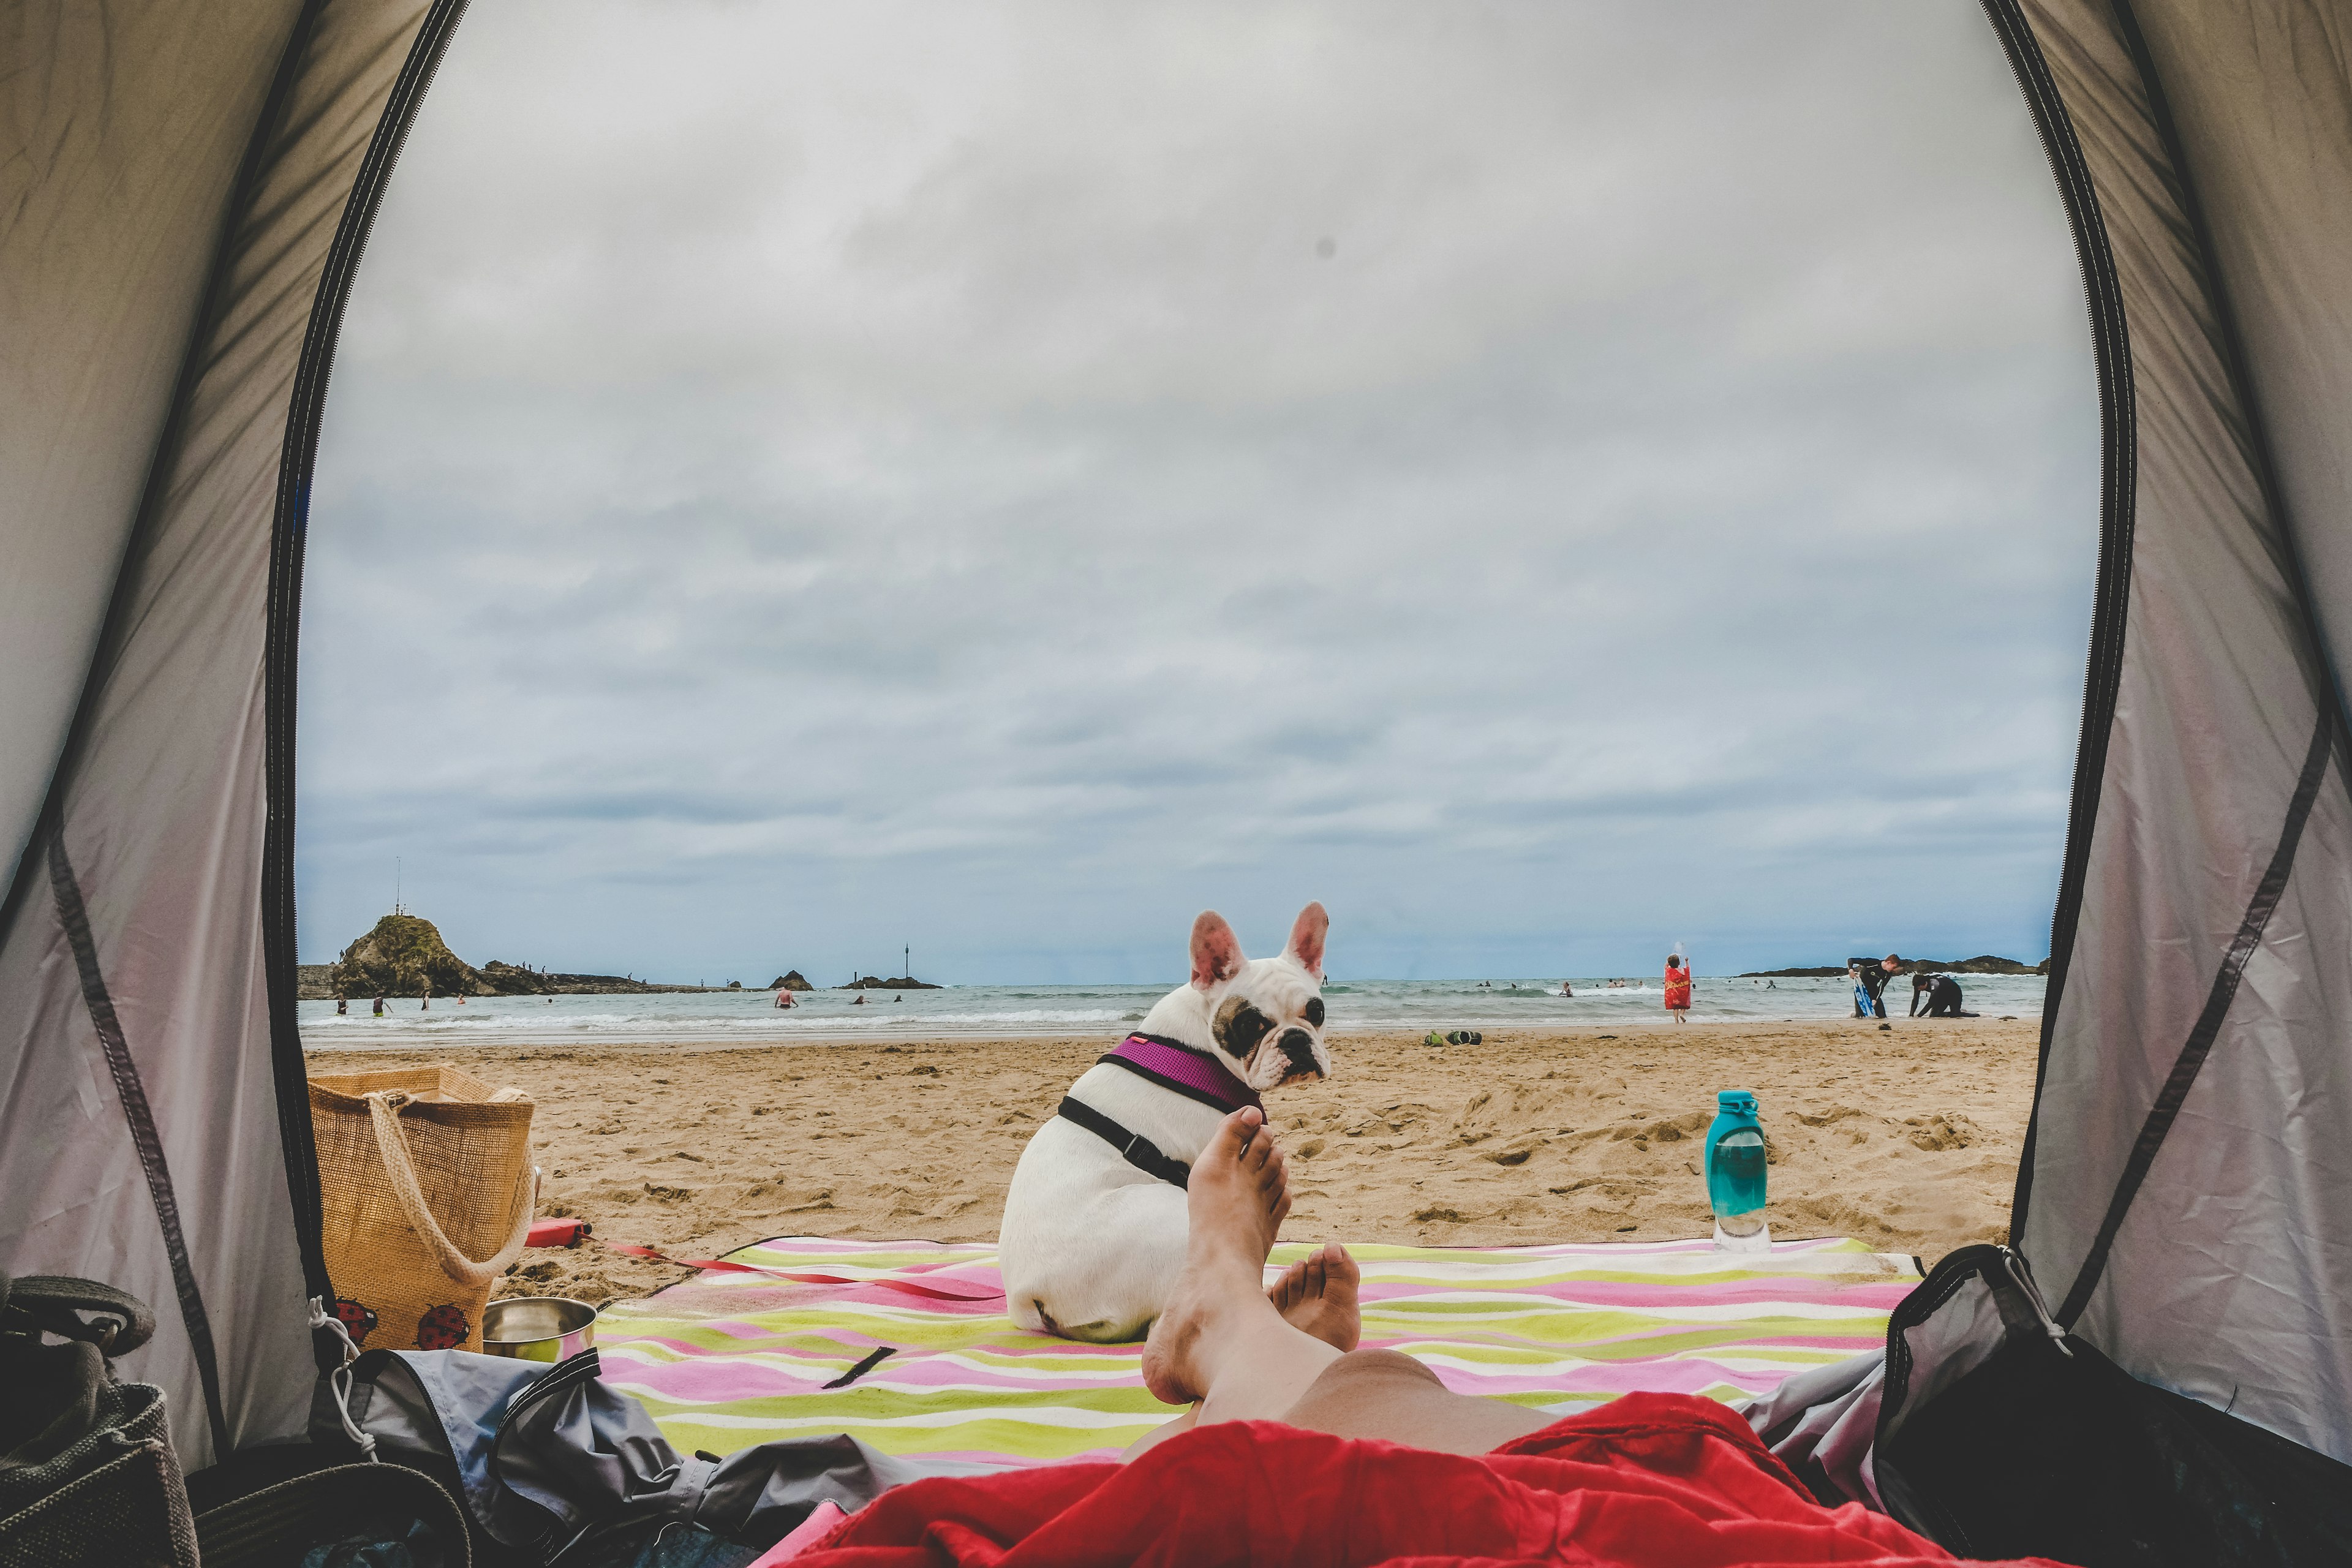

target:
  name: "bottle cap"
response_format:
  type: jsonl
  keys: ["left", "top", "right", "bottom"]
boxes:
{"left": 1717, "top": 1089, "right": 1758, "bottom": 1112}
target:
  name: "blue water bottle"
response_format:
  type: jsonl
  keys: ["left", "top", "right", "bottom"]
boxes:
{"left": 1705, "top": 1090, "right": 1770, "bottom": 1253}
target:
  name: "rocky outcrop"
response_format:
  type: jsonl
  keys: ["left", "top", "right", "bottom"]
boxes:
{"left": 310, "top": 917, "right": 797, "bottom": 997}
{"left": 771, "top": 971, "right": 813, "bottom": 991}
{"left": 328, "top": 913, "right": 483, "bottom": 998}
{"left": 539, "top": 973, "right": 683, "bottom": 993}
{"left": 842, "top": 975, "right": 941, "bottom": 990}
{"left": 1738, "top": 955, "right": 2048, "bottom": 979}
{"left": 478, "top": 960, "right": 556, "bottom": 995}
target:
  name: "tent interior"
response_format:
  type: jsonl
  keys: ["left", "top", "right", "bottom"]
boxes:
{"left": 5, "top": 0, "right": 2350, "bottom": 1560}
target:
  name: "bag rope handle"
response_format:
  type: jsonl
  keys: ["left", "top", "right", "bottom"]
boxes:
{"left": 364, "top": 1091, "right": 537, "bottom": 1287}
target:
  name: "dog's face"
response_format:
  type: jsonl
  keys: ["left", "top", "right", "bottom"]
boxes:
{"left": 1189, "top": 903, "right": 1332, "bottom": 1093}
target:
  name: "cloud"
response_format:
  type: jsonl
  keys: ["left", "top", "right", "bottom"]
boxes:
{"left": 300, "top": 0, "right": 2095, "bottom": 982}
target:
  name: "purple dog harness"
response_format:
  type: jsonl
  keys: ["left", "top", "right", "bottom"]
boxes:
{"left": 1054, "top": 1033, "right": 1260, "bottom": 1189}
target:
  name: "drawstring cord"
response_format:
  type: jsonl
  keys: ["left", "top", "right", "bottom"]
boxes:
{"left": 309, "top": 1297, "right": 379, "bottom": 1460}
{"left": 1999, "top": 1246, "right": 2074, "bottom": 1359}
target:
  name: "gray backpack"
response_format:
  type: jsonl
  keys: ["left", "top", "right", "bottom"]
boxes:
{"left": 0, "top": 1271, "right": 197, "bottom": 1568}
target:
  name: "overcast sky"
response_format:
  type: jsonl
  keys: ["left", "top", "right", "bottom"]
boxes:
{"left": 299, "top": 0, "right": 2096, "bottom": 984}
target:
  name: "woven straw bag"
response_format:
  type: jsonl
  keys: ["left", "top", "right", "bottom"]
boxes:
{"left": 309, "top": 1063, "right": 536, "bottom": 1355}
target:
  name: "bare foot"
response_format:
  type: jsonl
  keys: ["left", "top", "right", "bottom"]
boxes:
{"left": 1268, "top": 1242, "right": 1360, "bottom": 1352}
{"left": 1140, "top": 1107, "right": 1291, "bottom": 1405}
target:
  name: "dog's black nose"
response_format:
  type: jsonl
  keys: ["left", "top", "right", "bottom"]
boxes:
{"left": 1278, "top": 1028, "right": 1318, "bottom": 1072}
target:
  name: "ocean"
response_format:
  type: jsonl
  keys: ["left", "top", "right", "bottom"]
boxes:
{"left": 297, "top": 972, "right": 2046, "bottom": 1047}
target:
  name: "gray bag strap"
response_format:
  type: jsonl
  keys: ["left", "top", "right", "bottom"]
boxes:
{"left": 2, "top": 1275, "right": 156, "bottom": 1356}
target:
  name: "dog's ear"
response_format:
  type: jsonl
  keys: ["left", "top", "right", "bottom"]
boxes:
{"left": 1284, "top": 902, "right": 1329, "bottom": 978}
{"left": 1190, "top": 911, "right": 1245, "bottom": 990}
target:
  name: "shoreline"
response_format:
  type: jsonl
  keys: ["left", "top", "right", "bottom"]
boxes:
{"left": 312, "top": 1019, "right": 2038, "bottom": 1311}
{"left": 298, "top": 1012, "right": 2041, "bottom": 1051}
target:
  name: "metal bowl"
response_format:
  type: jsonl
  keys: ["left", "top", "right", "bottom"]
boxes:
{"left": 480, "top": 1295, "right": 598, "bottom": 1362}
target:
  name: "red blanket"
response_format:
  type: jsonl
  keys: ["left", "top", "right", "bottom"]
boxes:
{"left": 790, "top": 1392, "right": 2065, "bottom": 1566}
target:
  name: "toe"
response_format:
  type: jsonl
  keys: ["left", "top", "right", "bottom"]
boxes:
{"left": 1208, "top": 1106, "right": 1264, "bottom": 1167}
{"left": 1268, "top": 1261, "right": 1305, "bottom": 1312}
{"left": 1327, "top": 1243, "right": 1359, "bottom": 1289}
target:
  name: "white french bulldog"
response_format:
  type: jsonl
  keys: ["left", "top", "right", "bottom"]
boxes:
{"left": 998, "top": 902, "right": 1332, "bottom": 1343}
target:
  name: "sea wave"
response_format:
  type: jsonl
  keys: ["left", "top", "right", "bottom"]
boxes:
{"left": 298, "top": 973, "right": 2043, "bottom": 1047}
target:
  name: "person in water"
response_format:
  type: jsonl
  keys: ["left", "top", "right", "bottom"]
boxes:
{"left": 775, "top": 989, "right": 797, "bottom": 1009}
{"left": 336, "top": 995, "right": 347, "bottom": 1016}
{"left": 1663, "top": 954, "right": 1692, "bottom": 1023}
{"left": 372, "top": 995, "right": 385, "bottom": 1016}
{"left": 1558, "top": 981, "right": 1574, "bottom": 997}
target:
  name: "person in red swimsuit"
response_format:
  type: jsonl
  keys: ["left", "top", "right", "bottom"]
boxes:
{"left": 1664, "top": 952, "right": 1692, "bottom": 1023}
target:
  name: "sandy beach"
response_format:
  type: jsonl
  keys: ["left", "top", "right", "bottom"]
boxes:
{"left": 311, "top": 1017, "right": 2038, "bottom": 1308}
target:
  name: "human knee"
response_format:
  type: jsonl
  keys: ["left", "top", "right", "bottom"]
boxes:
{"left": 1284, "top": 1348, "right": 1441, "bottom": 1419}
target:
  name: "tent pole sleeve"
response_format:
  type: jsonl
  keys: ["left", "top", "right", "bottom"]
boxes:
{"left": 1975, "top": 0, "right": 2139, "bottom": 1250}
{"left": 262, "top": 0, "right": 474, "bottom": 1333}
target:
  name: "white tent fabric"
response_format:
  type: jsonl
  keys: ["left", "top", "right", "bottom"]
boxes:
{"left": 1, "top": 0, "right": 2346, "bottom": 1479}
{"left": 1994, "top": 0, "right": 2352, "bottom": 1464}
{"left": 0, "top": 0, "right": 462, "bottom": 1470}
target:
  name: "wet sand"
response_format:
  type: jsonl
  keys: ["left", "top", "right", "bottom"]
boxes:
{"left": 310, "top": 1017, "right": 2038, "bottom": 1307}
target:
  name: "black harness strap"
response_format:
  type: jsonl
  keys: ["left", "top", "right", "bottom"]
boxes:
{"left": 1055, "top": 1096, "right": 1191, "bottom": 1189}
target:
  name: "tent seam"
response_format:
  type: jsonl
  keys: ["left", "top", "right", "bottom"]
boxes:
{"left": 2053, "top": 710, "right": 2336, "bottom": 1327}
{"left": 45, "top": 834, "right": 233, "bottom": 1462}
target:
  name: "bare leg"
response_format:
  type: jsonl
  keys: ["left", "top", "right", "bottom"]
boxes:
{"left": 1137, "top": 1107, "right": 1335, "bottom": 1417}
{"left": 1275, "top": 1348, "right": 1552, "bottom": 1455}
{"left": 1128, "top": 1108, "right": 1552, "bottom": 1463}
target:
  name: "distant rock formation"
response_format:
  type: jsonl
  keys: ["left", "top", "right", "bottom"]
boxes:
{"left": 771, "top": 971, "right": 814, "bottom": 991}
{"left": 478, "top": 960, "right": 556, "bottom": 995}
{"left": 327, "top": 913, "right": 483, "bottom": 998}
{"left": 532, "top": 972, "right": 694, "bottom": 994}
{"left": 300, "top": 915, "right": 806, "bottom": 998}
{"left": 1738, "top": 955, "right": 2049, "bottom": 979}
{"left": 842, "top": 974, "right": 941, "bottom": 990}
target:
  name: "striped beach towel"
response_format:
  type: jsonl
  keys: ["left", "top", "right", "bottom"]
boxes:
{"left": 595, "top": 1235, "right": 1917, "bottom": 1468}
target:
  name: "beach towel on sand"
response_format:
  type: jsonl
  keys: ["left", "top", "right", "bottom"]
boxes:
{"left": 783, "top": 1392, "right": 2064, "bottom": 1566}
{"left": 596, "top": 1237, "right": 1919, "bottom": 1468}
